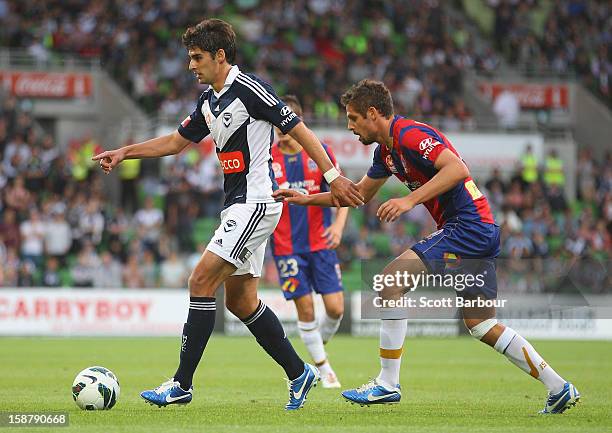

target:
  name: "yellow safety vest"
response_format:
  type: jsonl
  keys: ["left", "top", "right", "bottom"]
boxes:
{"left": 521, "top": 154, "right": 538, "bottom": 183}
{"left": 72, "top": 141, "right": 96, "bottom": 181}
{"left": 120, "top": 158, "right": 141, "bottom": 180}
{"left": 543, "top": 156, "right": 565, "bottom": 186}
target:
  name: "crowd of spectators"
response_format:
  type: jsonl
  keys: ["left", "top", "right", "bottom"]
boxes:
{"left": 486, "top": 0, "right": 611, "bottom": 106}
{"left": 0, "top": 92, "right": 223, "bottom": 288}
{"left": 0, "top": 89, "right": 610, "bottom": 291}
{"left": 0, "top": 0, "right": 609, "bottom": 292}
{"left": 0, "top": 0, "right": 505, "bottom": 130}
{"left": 328, "top": 146, "right": 611, "bottom": 294}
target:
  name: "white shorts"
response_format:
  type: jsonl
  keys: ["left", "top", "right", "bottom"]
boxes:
{"left": 206, "top": 202, "right": 282, "bottom": 277}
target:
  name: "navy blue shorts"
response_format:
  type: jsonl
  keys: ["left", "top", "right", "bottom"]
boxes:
{"left": 411, "top": 217, "right": 501, "bottom": 299}
{"left": 274, "top": 249, "right": 344, "bottom": 301}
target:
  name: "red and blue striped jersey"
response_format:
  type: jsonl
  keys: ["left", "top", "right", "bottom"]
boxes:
{"left": 270, "top": 143, "right": 340, "bottom": 255}
{"left": 367, "top": 115, "right": 495, "bottom": 228}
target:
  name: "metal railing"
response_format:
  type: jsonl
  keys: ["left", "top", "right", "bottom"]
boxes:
{"left": 0, "top": 49, "right": 101, "bottom": 72}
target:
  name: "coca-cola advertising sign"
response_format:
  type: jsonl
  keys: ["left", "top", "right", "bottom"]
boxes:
{"left": 0, "top": 71, "right": 93, "bottom": 98}
{"left": 478, "top": 82, "right": 569, "bottom": 109}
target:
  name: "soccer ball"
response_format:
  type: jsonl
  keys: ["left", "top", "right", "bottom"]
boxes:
{"left": 71, "top": 366, "right": 120, "bottom": 410}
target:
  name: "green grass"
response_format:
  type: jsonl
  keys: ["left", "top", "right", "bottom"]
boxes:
{"left": 1, "top": 336, "right": 610, "bottom": 433}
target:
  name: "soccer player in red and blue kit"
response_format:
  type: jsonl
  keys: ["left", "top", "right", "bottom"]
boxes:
{"left": 275, "top": 80, "right": 579, "bottom": 414}
{"left": 271, "top": 95, "right": 348, "bottom": 388}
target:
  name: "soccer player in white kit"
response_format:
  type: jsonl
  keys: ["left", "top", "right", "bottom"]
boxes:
{"left": 93, "top": 18, "right": 363, "bottom": 410}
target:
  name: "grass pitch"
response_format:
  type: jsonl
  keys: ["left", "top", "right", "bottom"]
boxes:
{"left": 1, "top": 336, "right": 610, "bottom": 433}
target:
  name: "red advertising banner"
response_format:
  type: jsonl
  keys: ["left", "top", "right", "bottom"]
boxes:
{"left": 0, "top": 71, "right": 93, "bottom": 98}
{"left": 478, "top": 82, "right": 569, "bottom": 109}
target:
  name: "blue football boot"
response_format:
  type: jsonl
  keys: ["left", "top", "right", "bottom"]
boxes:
{"left": 342, "top": 379, "right": 401, "bottom": 406}
{"left": 285, "top": 363, "right": 320, "bottom": 410}
{"left": 540, "top": 382, "right": 580, "bottom": 414}
{"left": 141, "top": 379, "right": 193, "bottom": 407}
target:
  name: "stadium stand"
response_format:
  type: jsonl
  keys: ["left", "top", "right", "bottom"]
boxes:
{"left": 463, "top": 0, "right": 611, "bottom": 107}
{"left": 0, "top": 1, "right": 609, "bottom": 292}
{"left": 0, "top": 0, "right": 503, "bottom": 128}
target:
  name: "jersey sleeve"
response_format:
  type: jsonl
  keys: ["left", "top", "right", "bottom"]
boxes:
{"left": 398, "top": 125, "right": 447, "bottom": 166}
{"left": 177, "top": 93, "right": 210, "bottom": 143}
{"left": 239, "top": 73, "right": 301, "bottom": 134}
{"left": 366, "top": 144, "right": 392, "bottom": 179}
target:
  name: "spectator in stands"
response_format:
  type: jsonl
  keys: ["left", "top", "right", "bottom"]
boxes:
{"left": 0, "top": 0, "right": 485, "bottom": 125}
{"left": 19, "top": 208, "right": 45, "bottom": 269}
{"left": 506, "top": 228, "right": 534, "bottom": 258}
{"left": 4, "top": 175, "right": 32, "bottom": 215}
{"left": 0, "top": 208, "right": 20, "bottom": 251}
{"left": 122, "top": 254, "right": 145, "bottom": 288}
{"left": 93, "top": 251, "right": 123, "bottom": 288}
{"left": 81, "top": 240, "right": 101, "bottom": 269}
{"left": 159, "top": 248, "right": 187, "bottom": 288}
{"left": 2, "top": 248, "right": 19, "bottom": 287}
{"left": 106, "top": 208, "right": 130, "bottom": 246}
{"left": 39, "top": 135, "right": 59, "bottom": 173}
{"left": 71, "top": 251, "right": 95, "bottom": 288}
{"left": 119, "top": 152, "right": 141, "bottom": 214}
{"left": 24, "top": 144, "right": 45, "bottom": 191}
{"left": 17, "top": 260, "right": 35, "bottom": 287}
{"left": 520, "top": 145, "right": 539, "bottom": 185}
{"left": 543, "top": 149, "right": 565, "bottom": 189}
{"left": 546, "top": 185, "right": 568, "bottom": 212}
{"left": 78, "top": 199, "right": 105, "bottom": 246}
{"left": 0, "top": 2, "right": 609, "bottom": 292}
{"left": 141, "top": 248, "right": 160, "bottom": 288}
{"left": 44, "top": 209, "right": 72, "bottom": 265}
{"left": 505, "top": 179, "right": 525, "bottom": 210}
{"left": 134, "top": 196, "right": 164, "bottom": 253}
{"left": 42, "top": 256, "right": 62, "bottom": 287}
{"left": 485, "top": 0, "right": 611, "bottom": 106}
{"left": 2, "top": 133, "right": 30, "bottom": 178}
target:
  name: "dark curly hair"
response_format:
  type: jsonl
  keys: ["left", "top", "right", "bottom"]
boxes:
{"left": 182, "top": 19, "right": 236, "bottom": 63}
{"left": 340, "top": 79, "right": 394, "bottom": 118}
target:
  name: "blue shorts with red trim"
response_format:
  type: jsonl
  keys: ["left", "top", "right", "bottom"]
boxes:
{"left": 274, "top": 249, "right": 344, "bottom": 301}
{"left": 411, "top": 217, "right": 501, "bottom": 299}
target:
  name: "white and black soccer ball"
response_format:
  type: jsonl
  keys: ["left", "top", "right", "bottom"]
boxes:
{"left": 71, "top": 366, "right": 120, "bottom": 410}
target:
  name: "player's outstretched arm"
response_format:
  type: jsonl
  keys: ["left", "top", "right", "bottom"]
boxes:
{"left": 273, "top": 174, "right": 386, "bottom": 208}
{"left": 273, "top": 189, "right": 334, "bottom": 207}
{"left": 92, "top": 131, "right": 191, "bottom": 174}
{"left": 288, "top": 122, "right": 364, "bottom": 208}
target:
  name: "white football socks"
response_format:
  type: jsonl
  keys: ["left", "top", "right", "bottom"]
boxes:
{"left": 377, "top": 319, "right": 407, "bottom": 388}
{"left": 319, "top": 313, "right": 343, "bottom": 344}
{"left": 297, "top": 320, "right": 327, "bottom": 367}
{"left": 494, "top": 327, "right": 566, "bottom": 394}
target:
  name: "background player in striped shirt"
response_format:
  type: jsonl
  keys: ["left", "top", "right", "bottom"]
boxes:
{"left": 93, "top": 19, "right": 364, "bottom": 411}
{"left": 275, "top": 80, "right": 579, "bottom": 414}
{"left": 271, "top": 95, "right": 348, "bottom": 388}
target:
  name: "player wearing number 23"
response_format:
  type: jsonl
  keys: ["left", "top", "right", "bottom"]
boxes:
{"left": 270, "top": 95, "right": 347, "bottom": 389}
